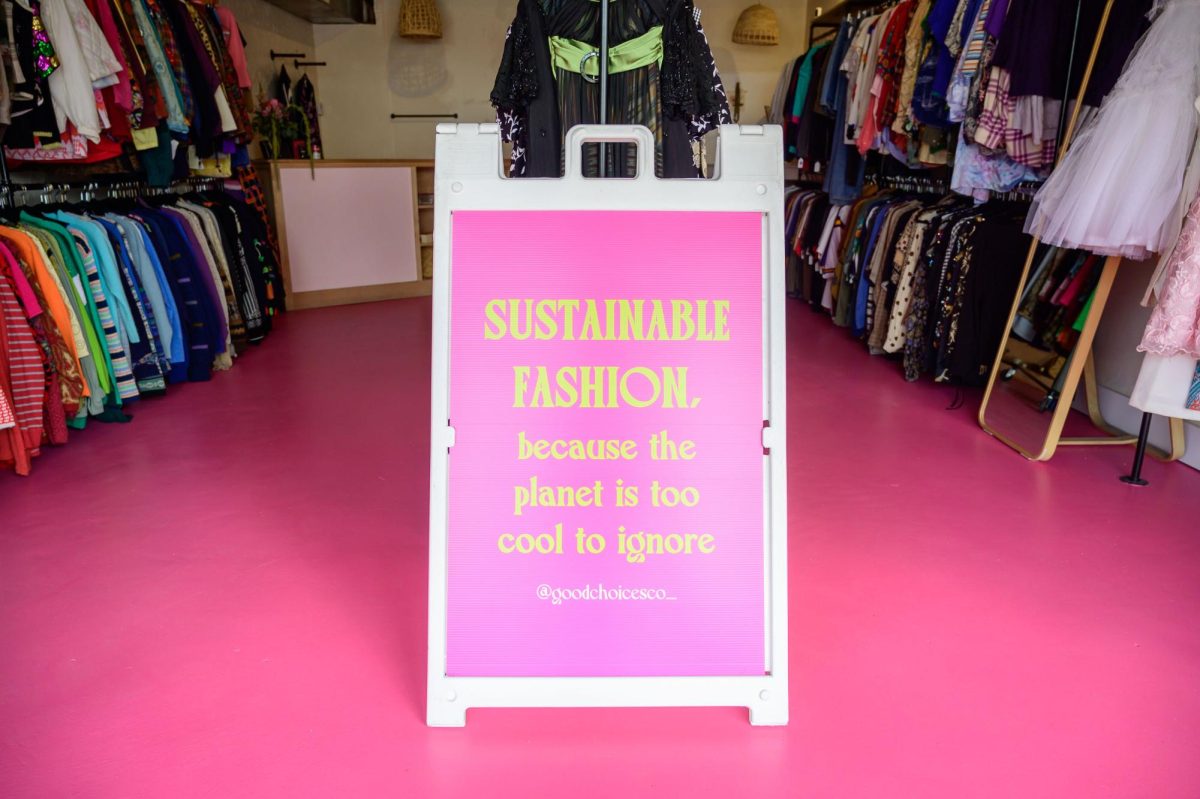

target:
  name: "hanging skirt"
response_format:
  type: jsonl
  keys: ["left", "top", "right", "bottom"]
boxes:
{"left": 1024, "top": 0, "right": 1200, "bottom": 260}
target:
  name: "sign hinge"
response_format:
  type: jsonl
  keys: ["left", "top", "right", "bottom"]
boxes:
{"left": 443, "top": 424, "right": 456, "bottom": 449}
{"left": 761, "top": 423, "right": 775, "bottom": 452}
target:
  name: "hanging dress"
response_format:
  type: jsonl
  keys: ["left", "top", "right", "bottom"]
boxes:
{"left": 293, "top": 73, "right": 322, "bottom": 157}
{"left": 491, "top": 0, "right": 731, "bottom": 178}
{"left": 1139, "top": 195, "right": 1200, "bottom": 358}
{"left": 1023, "top": 0, "right": 1200, "bottom": 260}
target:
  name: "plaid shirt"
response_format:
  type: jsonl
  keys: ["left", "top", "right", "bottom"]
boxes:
{"left": 875, "top": 0, "right": 915, "bottom": 130}
{"left": 974, "top": 66, "right": 1055, "bottom": 167}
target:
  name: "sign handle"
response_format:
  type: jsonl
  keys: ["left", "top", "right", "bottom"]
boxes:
{"left": 563, "top": 125, "right": 657, "bottom": 182}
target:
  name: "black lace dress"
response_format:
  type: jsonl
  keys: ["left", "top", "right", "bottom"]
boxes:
{"left": 491, "top": 0, "right": 731, "bottom": 178}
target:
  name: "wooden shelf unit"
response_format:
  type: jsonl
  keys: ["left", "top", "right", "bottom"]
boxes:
{"left": 415, "top": 162, "right": 435, "bottom": 280}
{"left": 256, "top": 158, "right": 435, "bottom": 310}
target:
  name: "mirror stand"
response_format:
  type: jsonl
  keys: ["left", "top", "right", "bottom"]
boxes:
{"left": 980, "top": 252, "right": 1189, "bottom": 462}
{"left": 1058, "top": 353, "right": 1187, "bottom": 461}
{"left": 976, "top": 0, "right": 1188, "bottom": 464}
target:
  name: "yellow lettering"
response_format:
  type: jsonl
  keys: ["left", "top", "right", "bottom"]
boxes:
{"left": 662, "top": 367, "right": 688, "bottom": 409}
{"left": 580, "top": 366, "right": 604, "bottom": 408}
{"left": 697, "top": 300, "right": 713, "bottom": 341}
{"left": 513, "top": 366, "right": 530, "bottom": 408}
{"left": 714, "top": 300, "right": 730, "bottom": 341}
{"left": 530, "top": 367, "right": 554, "bottom": 407}
{"left": 580, "top": 301, "right": 603, "bottom": 340}
{"left": 620, "top": 366, "right": 659, "bottom": 408}
{"left": 620, "top": 300, "right": 644, "bottom": 341}
{"left": 560, "top": 300, "right": 580, "bottom": 340}
{"left": 671, "top": 300, "right": 695, "bottom": 341}
{"left": 535, "top": 301, "right": 558, "bottom": 340}
{"left": 647, "top": 300, "right": 669, "bottom": 340}
{"left": 555, "top": 366, "right": 579, "bottom": 407}
{"left": 484, "top": 300, "right": 506, "bottom": 340}
{"left": 508, "top": 299, "right": 533, "bottom": 340}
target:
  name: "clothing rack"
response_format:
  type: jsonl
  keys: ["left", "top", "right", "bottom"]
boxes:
{"left": 872, "top": 174, "right": 947, "bottom": 195}
{"left": 3, "top": 174, "right": 227, "bottom": 207}
{"left": 875, "top": 179, "right": 1039, "bottom": 203}
{"left": 979, "top": 0, "right": 1185, "bottom": 469}
{"left": 810, "top": 0, "right": 893, "bottom": 42}
{"left": 0, "top": 170, "right": 284, "bottom": 476}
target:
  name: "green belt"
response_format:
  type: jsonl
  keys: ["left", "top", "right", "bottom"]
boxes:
{"left": 548, "top": 25, "right": 664, "bottom": 77}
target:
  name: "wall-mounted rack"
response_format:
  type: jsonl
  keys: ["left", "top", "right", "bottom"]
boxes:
{"left": 390, "top": 113, "right": 459, "bottom": 120}
{"left": 270, "top": 50, "right": 306, "bottom": 60}
{"left": 809, "top": 0, "right": 890, "bottom": 42}
{"left": 294, "top": 60, "right": 327, "bottom": 69}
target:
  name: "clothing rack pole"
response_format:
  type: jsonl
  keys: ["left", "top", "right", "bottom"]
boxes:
{"left": 599, "top": 0, "right": 610, "bottom": 178}
{"left": 1055, "top": 0, "right": 1084, "bottom": 164}
{"left": 1120, "top": 413, "right": 1154, "bottom": 486}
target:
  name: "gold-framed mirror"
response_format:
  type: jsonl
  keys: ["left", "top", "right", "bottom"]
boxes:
{"left": 979, "top": 249, "right": 1122, "bottom": 460}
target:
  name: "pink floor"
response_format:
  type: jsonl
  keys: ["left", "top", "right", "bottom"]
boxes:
{"left": 2, "top": 298, "right": 1199, "bottom": 798}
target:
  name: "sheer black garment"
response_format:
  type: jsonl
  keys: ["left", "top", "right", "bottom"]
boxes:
{"left": 492, "top": 0, "right": 731, "bottom": 178}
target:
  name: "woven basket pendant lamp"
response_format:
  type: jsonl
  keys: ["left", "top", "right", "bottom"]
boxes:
{"left": 732, "top": 4, "right": 780, "bottom": 46}
{"left": 398, "top": 0, "right": 443, "bottom": 39}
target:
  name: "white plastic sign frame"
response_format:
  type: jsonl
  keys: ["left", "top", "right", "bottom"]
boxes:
{"left": 427, "top": 124, "right": 788, "bottom": 726}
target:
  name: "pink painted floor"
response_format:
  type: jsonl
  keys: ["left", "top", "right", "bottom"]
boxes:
{"left": 2, "top": 298, "right": 1199, "bottom": 798}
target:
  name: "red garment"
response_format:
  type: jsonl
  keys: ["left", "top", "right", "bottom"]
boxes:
{"left": 0, "top": 244, "right": 65, "bottom": 444}
{"left": 0, "top": 258, "right": 47, "bottom": 475}
{"left": 874, "top": 0, "right": 915, "bottom": 131}
{"left": 1055, "top": 254, "right": 1098, "bottom": 307}
{"left": 0, "top": 385, "right": 14, "bottom": 429}
{"left": 858, "top": 4, "right": 915, "bottom": 156}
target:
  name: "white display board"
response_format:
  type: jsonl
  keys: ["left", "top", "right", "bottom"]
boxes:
{"left": 427, "top": 124, "right": 788, "bottom": 727}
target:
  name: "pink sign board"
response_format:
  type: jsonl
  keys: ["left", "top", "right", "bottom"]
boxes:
{"left": 447, "top": 210, "right": 764, "bottom": 677}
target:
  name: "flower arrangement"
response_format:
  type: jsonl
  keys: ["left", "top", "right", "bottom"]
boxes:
{"left": 252, "top": 95, "right": 315, "bottom": 176}
{"left": 253, "top": 98, "right": 298, "bottom": 158}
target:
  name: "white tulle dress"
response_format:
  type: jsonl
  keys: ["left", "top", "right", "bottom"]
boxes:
{"left": 1024, "top": 0, "right": 1200, "bottom": 260}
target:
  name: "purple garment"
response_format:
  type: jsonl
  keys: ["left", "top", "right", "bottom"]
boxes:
{"left": 984, "top": 0, "right": 1010, "bottom": 38}
{"left": 1084, "top": 0, "right": 1152, "bottom": 105}
{"left": 992, "top": 0, "right": 1061, "bottom": 97}
{"left": 161, "top": 0, "right": 224, "bottom": 143}
{"left": 991, "top": 0, "right": 1146, "bottom": 103}
{"left": 160, "top": 208, "right": 229, "bottom": 355}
